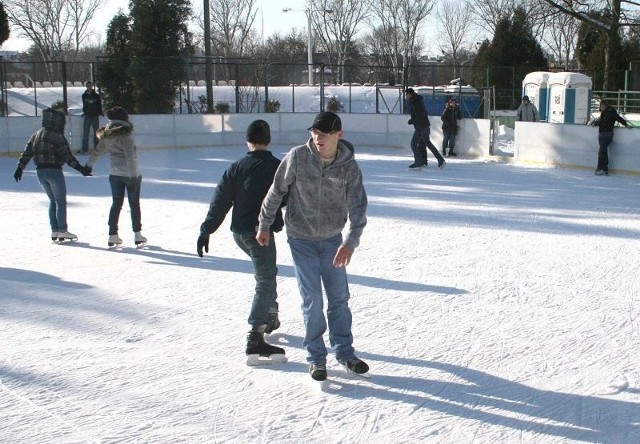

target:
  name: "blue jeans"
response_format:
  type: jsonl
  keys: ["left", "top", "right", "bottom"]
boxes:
{"left": 288, "top": 234, "right": 355, "bottom": 365}
{"left": 233, "top": 231, "right": 279, "bottom": 327}
{"left": 597, "top": 132, "right": 614, "bottom": 171}
{"left": 442, "top": 130, "right": 456, "bottom": 152}
{"left": 411, "top": 126, "right": 444, "bottom": 165}
{"left": 37, "top": 168, "right": 67, "bottom": 232}
{"left": 108, "top": 175, "right": 142, "bottom": 235}
{"left": 82, "top": 116, "right": 99, "bottom": 152}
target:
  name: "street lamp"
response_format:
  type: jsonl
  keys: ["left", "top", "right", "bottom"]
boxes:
{"left": 283, "top": 7, "right": 333, "bottom": 85}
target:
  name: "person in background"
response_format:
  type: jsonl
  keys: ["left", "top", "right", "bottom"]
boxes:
{"left": 257, "top": 111, "right": 369, "bottom": 382}
{"left": 197, "top": 120, "right": 286, "bottom": 366}
{"left": 80, "top": 81, "right": 103, "bottom": 154}
{"left": 86, "top": 106, "right": 147, "bottom": 248}
{"left": 590, "top": 99, "right": 631, "bottom": 176}
{"left": 441, "top": 97, "right": 463, "bottom": 157}
{"left": 405, "top": 88, "right": 446, "bottom": 170}
{"left": 516, "top": 95, "right": 539, "bottom": 122}
{"left": 13, "top": 108, "right": 92, "bottom": 242}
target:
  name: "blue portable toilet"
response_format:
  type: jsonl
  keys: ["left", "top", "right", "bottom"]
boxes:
{"left": 547, "top": 72, "right": 592, "bottom": 124}
{"left": 522, "top": 71, "right": 550, "bottom": 121}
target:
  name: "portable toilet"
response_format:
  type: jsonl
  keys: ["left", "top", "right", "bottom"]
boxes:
{"left": 547, "top": 72, "right": 592, "bottom": 124}
{"left": 522, "top": 71, "right": 550, "bottom": 121}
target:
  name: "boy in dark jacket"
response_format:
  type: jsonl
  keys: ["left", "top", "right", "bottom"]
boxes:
{"left": 197, "top": 120, "right": 286, "bottom": 365}
{"left": 405, "top": 88, "right": 446, "bottom": 169}
{"left": 13, "top": 108, "right": 92, "bottom": 242}
{"left": 80, "top": 81, "right": 103, "bottom": 154}
{"left": 441, "top": 98, "right": 463, "bottom": 157}
{"left": 591, "top": 99, "right": 631, "bottom": 175}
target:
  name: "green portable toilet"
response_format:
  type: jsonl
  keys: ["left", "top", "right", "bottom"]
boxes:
{"left": 522, "top": 71, "right": 550, "bottom": 121}
{"left": 547, "top": 72, "right": 592, "bottom": 124}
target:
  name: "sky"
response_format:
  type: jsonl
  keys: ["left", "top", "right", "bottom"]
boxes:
{"left": 2, "top": 131, "right": 640, "bottom": 441}
{"left": 2, "top": 0, "right": 325, "bottom": 52}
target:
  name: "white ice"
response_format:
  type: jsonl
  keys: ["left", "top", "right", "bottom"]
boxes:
{"left": 2, "top": 142, "right": 640, "bottom": 443}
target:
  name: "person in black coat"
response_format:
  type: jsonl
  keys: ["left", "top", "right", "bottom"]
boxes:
{"left": 441, "top": 98, "right": 463, "bottom": 157}
{"left": 590, "top": 99, "right": 631, "bottom": 175}
{"left": 405, "top": 88, "right": 446, "bottom": 169}
{"left": 197, "top": 120, "right": 287, "bottom": 364}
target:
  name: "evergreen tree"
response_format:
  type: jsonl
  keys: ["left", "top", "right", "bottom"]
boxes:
{"left": 129, "top": 0, "right": 194, "bottom": 113}
{"left": 0, "top": 2, "right": 10, "bottom": 46}
{"left": 99, "top": 14, "right": 135, "bottom": 111}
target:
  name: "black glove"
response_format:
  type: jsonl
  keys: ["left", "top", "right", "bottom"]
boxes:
{"left": 13, "top": 166, "right": 23, "bottom": 182}
{"left": 408, "top": 119, "right": 413, "bottom": 125}
{"left": 79, "top": 165, "right": 92, "bottom": 176}
{"left": 197, "top": 234, "right": 210, "bottom": 257}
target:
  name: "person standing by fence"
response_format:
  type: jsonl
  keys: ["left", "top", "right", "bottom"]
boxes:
{"left": 80, "top": 81, "right": 103, "bottom": 154}
{"left": 590, "top": 99, "right": 631, "bottom": 176}
{"left": 441, "top": 98, "right": 463, "bottom": 157}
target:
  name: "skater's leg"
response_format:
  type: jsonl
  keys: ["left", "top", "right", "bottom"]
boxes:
{"left": 409, "top": 129, "right": 423, "bottom": 165}
{"left": 125, "top": 176, "right": 142, "bottom": 233}
{"left": 319, "top": 234, "right": 355, "bottom": 364}
{"left": 289, "top": 237, "right": 327, "bottom": 365}
{"left": 233, "top": 231, "right": 278, "bottom": 329}
{"left": 108, "top": 175, "right": 126, "bottom": 235}
{"left": 37, "top": 169, "right": 68, "bottom": 232}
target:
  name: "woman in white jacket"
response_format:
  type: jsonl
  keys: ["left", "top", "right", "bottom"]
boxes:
{"left": 86, "top": 106, "right": 147, "bottom": 248}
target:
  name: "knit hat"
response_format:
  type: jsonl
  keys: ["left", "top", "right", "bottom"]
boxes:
{"left": 246, "top": 119, "right": 271, "bottom": 145}
{"left": 107, "top": 106, "right": 129, "bottom": 122}
{"left": 522, "top": 95, "right": 530, "bottom": 101}
{"left": 307, "top": 111, "right": 342, "bottom": 133}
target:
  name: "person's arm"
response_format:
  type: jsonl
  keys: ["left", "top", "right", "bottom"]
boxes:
{"left": 257, "top": 153, "right": 294, "bottom": 245}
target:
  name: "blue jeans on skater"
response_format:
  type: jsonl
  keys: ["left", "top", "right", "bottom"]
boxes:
{"left": 442, "top": 130, "right": 456, "bottom": 153}
{"left": 233, "top": 231, "right": 279, "bottom": 327}
{"left": 288, "top": 234, "right": 355, "bottom": 365}
{"left": 37, "top": 168, "right": 68, "bottom": 232}
{"left": 597, "top": 131, "right": 614, "bottom": 172}
{"left": 411, "top": 126, "right": 444, "bottom": 165}
{"left": 108, "top": 175, "right": 142, "bottom": 235}
{"left": 82, "top": 116, "right": 99, "bottom": 152}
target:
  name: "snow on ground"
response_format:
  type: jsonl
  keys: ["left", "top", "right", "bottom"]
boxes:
{"left": 1, "top": 144, "right": 640, "bottom": 443}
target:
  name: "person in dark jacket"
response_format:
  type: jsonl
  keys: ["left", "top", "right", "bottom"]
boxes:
{"left": 80, "top": 81, "right": 103, "bottom": 154}
{"left": 405, "top": 88, "right": 446, "bottom": 169}
{"left": 13, "top": 108, "right": 92, "bottom": 242}
{"left": 197, "top": 120, "right": 287, "bottom": 365}
{"left": 441, "top": 98, "right": 463, "bottom": 157}
{"left": 590, "top": 99, "right": 631, "bottom": 175}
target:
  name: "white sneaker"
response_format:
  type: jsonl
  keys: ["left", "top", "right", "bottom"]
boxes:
{"left": 134, "top": 232, "right": 147, "bottom": 246}
{"left": 108, "top": 234, "right": 123, "bottom": 247}
{"left": 57, "top": 231, "right": 77, "bottom": 241}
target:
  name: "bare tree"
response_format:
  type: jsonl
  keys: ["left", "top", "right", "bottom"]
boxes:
{"left": 539, "top": 4, "right": 579, "bottom": 69}
{"left": 540, "top": 0, "right": 640, "bottom": 89}
{"left": 308, "top": 0, "right": 369, "bottom": 83}
{"left": 436, "top": 1, "right": 474, "bottom": 75}
{"left": 465, "top": 0, "right": 548, "bottom": 38}
{"left": 5, "top": 0, "right": 102, "bottom": 75}
{"left": 205, "top": 0, "right": 258, "bottom": 58}
{"left": 365, "top": 0, "right": 436, "bottom": 86}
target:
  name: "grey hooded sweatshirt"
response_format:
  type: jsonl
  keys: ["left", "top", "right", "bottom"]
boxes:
{"left": 259, "top": 138, "right": 367, "bottom": 251}
{"left": 87, "top": 120, "right": 140, "bottom": 178}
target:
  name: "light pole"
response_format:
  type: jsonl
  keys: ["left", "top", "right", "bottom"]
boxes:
{"left": 203, "top": 0, "right": 213, "bottom": 112}
{"left": 283, "top": 7, "right": 332, "bottom": 85}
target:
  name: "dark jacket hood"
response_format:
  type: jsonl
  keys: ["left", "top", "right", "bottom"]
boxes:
{"left": 42, "top": 108, "right": 66, "bottom": 133}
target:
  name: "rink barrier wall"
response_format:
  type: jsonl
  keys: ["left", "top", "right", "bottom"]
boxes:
{"left": 515, "top": 121, "right": 640, "bottom": 175}
{"left": 0, "top": 113, "right": 491, "bottom": 158}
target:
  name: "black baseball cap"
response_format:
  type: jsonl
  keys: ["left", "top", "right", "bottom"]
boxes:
{"left": 308, "top": 111, "right": 342, "bottom": 133}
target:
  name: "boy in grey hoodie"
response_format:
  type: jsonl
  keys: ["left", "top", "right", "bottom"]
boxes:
{"left": 257, "top": 111, "right": 369, "bottom": 381}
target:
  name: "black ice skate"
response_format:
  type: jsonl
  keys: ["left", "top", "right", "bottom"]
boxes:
{"left": 309, "top": 364, "right": 327, "bottom": 381}
{"left": 246, "top": 331, "right": 287, "bottom": 366}
{"left": 339, "top": 357, "right": 370, "bottom": 378}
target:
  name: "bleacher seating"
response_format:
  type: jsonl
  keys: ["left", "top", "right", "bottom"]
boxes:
{"left": 4, "top": 82, "right": 12, "bottom": 89}
{"left": 42, "top": 81, "right": 52, "bottom": 87}
{"left": 73, "top": 81, "right": 84, "bottom": 87}
{"left": 197, "top": 80, "right": 206, "bottom": 86}
{"left": 13, "top": 81, "right": 25, "bottom": 88}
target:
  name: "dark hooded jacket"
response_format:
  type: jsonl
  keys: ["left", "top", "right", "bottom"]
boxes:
{"left": 16, "top": 108, "right": 84, "bottom": 172}
{"left": 406, "top": 93, "right": 430, "bottom": 129}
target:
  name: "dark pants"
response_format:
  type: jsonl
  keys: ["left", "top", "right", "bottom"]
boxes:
{"left": 597, "top": 132, "right": 614, "bottom": 172}
{"left": 411, "top": 126, "right": 444, "bottom": 165}
{"left": 108, "top": 175, "right": 142, "bottom": 235}
{"left": 82, "top": 116, "right": 99, "bottom": 152}
{"left": 233, "top": 232, "right": 279, "bottom": 328}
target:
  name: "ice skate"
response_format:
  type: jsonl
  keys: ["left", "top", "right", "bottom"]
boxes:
{"left": 339, "top": 357, "right": 370, "bottom": 378}
{"left": 309, "top": 364, "right": 327, "bottom": 381}
{"left": 245, "top": 331, "right": 287, "bottom": 366}
{"left": 134, "top": 231, "right": 147, "bottom": 248}
{"left": 51, "top": 232, "right": 59, "bottom": 243}
{"left": 108, "top": 234, "right": 123, "bottom": 248}
{"left": 57, "top": 231, "right": 77, "bottom": 242}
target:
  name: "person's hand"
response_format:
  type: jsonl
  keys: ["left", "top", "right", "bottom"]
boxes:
{"left": 197, "top": 234, "right": 209, "bottom": 257}
{"left": 333, "top": 244, "right": 353, "bottom": 268}
{"left": 84, "top": 165, "right": 92, "bottom": 175}
{"left": 13, "top": 166, "right": 22, "bottom": 182}
{"left": 407, "top": 119, "right": 413, "bottom": 125}
{"left": 79, "top": 165, "right": 92, "bottom": 176}
{"left": 256, "top": 230, "right": 270, "bottom": 246}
